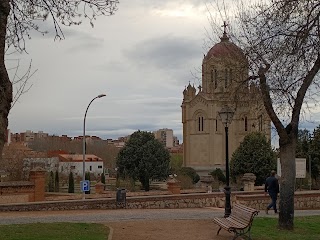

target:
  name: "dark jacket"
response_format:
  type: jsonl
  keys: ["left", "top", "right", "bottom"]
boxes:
{"left": 265, "top": 176, "right": 279, "bottom": 194}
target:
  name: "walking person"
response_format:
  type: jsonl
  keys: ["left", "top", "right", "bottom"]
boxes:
{"left": 264, "top": 170, "right": 280, "bottom": 214}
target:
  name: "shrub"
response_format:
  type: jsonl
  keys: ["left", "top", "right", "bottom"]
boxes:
{"left": 210, "top": 168, "right": 226, "bottom": 184}
{"left": 178, "top": 167, "right": 200, "bottom": 184}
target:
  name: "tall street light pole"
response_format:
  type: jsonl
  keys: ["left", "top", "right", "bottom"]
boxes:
{"left": 218, "top": 105, "right": 234, "bottom": 217}
{"left": 82, "top": 94, "right": 106, "bottom": 200}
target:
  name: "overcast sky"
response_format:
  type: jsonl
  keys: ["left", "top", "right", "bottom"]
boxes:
{"left": 7, "top": 0, "right": 212, "bottom": 141}
{"left": 6, "top": 0, "right": 320, "bottom": 143}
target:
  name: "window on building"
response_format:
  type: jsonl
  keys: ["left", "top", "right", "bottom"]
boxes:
{"left": 215, "top": 119, "right": 218, "bottom": 131}
{"left": 211, "top": 69, "right": 214, "bottom": 82}
{"left": 89, "top": 166, "right": 92, "bottom": 171}
{"left": 244, "top": 116, "right": 248, "bottom": 131}
{"left": 98, "top": 165, "right": 102, "bottom": 169}
{"left": 225, "top": 69, "right": 228, "bottom": 88}
{"left": 198, "top": 116, "right": 204, "bottom": 132}
{"left": 214, "top": 69, "right": 218, "bottom": 89}
{"left": 259, "top": 115, "right": 263, "bottom": 131}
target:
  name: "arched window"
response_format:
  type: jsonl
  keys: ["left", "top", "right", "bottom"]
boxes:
{"left": 225, "top": 69, "right": 228, "bottom": 88}
{"left": 244, "top": 116, "right": 248, "bottom": 131}
{"left": 198, "top": 116, "right": 204, "bottom": 132}
{"left": 214, "top": 69, "right": 218, "bottom": 89}
{"left": 258, "top": 115, "right": 263, "bottom": 131}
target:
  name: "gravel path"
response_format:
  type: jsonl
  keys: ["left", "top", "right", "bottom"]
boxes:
{"left": 0, "top": 208, "right": 225, "bottom": 225}
{"left": 0, "top": 207, "right": 319, "bottom": 225}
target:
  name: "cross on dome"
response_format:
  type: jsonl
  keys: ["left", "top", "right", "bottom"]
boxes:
{"left": 220, "top": 21, "right": 229, "bottom": 41}
{"left": 221, "top": 21, "right": 228, "bottom": 34}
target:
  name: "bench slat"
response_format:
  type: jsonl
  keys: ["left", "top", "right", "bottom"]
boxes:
{"left": 212, "top": 203, "right": 259, "bottom": 240}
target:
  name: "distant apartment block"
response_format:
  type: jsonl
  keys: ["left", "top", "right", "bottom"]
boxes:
{"left": 11, "top": 130, "right": 49, "bottom": 143}
{"left": 153, "top": 128, "right": 176, "bottom": 148}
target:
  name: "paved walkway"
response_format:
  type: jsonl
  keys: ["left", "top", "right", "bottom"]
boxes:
{"left": 0, "top": 208, "right": 319, "bottom": 239}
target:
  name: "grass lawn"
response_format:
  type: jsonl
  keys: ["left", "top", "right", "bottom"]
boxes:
{"left": 0, "top": 222, "right": 109, "bottom": 240}
{"left": 252, "top": 216, "right": 320, "bottom": 240}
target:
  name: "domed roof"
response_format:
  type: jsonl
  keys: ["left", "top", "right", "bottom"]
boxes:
{"left": 204, "top": 33, "right": 246, "bottom": 61}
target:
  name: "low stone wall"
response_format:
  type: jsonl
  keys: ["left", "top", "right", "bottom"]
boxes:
{"left": 0, "top": 190, "right": 319, "bottom": 212}
{"left": 237, "top": 190, "right": 320, "bottom": 210}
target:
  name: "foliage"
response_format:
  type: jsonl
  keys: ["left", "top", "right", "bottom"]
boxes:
{"left": 0, "top": 222, "right": 110, "bottom": 240}
{"left": 54, "top": 170, "right": 59, "bottom": 192}
{"left": 178, "top": 167, "right": 200, "bottom": 184}
{"left": 170, "top": 153, "right": 183, "bottom": 173}
{"left": 48, "top": 171, "right": 54, "bottom": 192}
{"left": 295, "top": 127, "right": 320, "bottom": 182}
{"left": 176, "top": 175, "right": 193, "bottom": 189}
{"left": 116, "top": 130, "right": 170, "bottom": 191}
{"left": 210, "top": 168, "right": 226, "bottom": 184}
{"left": 296, "top": 129, "right": 311, "bottom": 158}
{"left": 101, "top": 173, "right": 106, "bottom": 184}
{"left": 230, "top": 132, "right": 276, "bottom": 185}
{"left": 68, "top": 172, "right": 74, "bottom": 193}
{"left": 308, "top": 126, "right": 320, "bottom": 181}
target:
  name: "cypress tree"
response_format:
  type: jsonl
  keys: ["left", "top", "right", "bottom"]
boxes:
{"left": 48, "top": 171, "right": 54, "bottom": 192}
{"left": 85, "top": 172, "right": 91, "bottom": 194}
{"left": 101, "top": 173, "right": 106, "bottom": 184}
{"left": 68, "top": 172, "right": 74, "bottom": 193}
{"left": 54, "top": 170, "right": 59, "bottom": 192}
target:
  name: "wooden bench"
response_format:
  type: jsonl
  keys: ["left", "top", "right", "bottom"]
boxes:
{"left": 213, "top": 204, "right": 259, "bottom": 240}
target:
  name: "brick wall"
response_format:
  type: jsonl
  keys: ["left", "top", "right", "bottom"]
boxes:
{"left": 0, "top": 167, "right": 46, "bottom": 203}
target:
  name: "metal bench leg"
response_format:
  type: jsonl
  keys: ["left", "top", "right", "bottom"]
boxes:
{"left": 217, "top": 227, "right": 222, "bottom": 235}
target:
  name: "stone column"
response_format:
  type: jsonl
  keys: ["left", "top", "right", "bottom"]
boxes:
{"left": 29, "top": 167, "right": 46, "bottom": 202}
{"left": 242, "top": 173, "right": 256, "bottom": 191}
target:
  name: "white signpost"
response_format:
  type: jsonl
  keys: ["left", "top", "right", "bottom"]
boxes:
{"left": 277, "top": 158, "right": 306, "bottom": 178}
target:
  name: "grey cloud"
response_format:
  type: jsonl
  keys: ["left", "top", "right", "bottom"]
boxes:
{"left": 124, "top": 35, "right": 201, "bottom": 70}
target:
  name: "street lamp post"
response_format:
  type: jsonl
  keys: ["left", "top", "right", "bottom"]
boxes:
{"left": 218, "top": 105, "right": 235, "bottom": 217}
{"left": 82, "top": 94, "right": 106, "bottom": 200}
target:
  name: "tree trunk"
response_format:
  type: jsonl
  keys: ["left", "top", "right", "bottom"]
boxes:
{"left": 0, "top": 0, "right": 12, "bottom": 163}
{"left": 278, "top": 136, "right": 297, "bottom": 230}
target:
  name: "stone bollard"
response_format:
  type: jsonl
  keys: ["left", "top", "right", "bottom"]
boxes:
{"left": 242, "top": 173, "right": 256, "bottom": 191}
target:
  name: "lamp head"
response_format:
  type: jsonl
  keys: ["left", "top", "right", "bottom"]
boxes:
{"left": 218, "top": 105, "right": 235, "bottom": 126}
{"left": 97, "top": 94, "right": 106, "bottom": 98}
